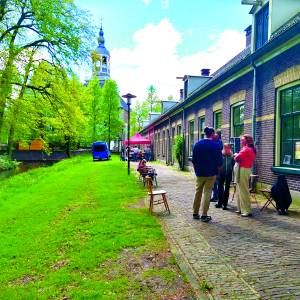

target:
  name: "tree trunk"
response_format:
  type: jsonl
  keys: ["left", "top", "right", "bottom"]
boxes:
{"left": 0, "top": 9, "right": 24, "bottom": 133}
{"left": 108, "top": 111, "right": 111, "bottom": 150}
{"left": 0, "top": 64, "right": 13, "bottom": 133}
{"left": 65, "top": 136, "right": 71, "bottom": 158}
{"left": 7, "top": 51, "right": 34, "bottom": 158}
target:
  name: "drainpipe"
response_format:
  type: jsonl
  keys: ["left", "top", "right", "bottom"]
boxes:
{"left": 251, "top": 60, "right": 257, "bottom": 143}
{"left": 167, "top": 116, "right": 171, "bottom": 165}
{"left": 251, "top": 60, "right": 258, "bottom": 177}
{"left": 181, "top": 108, "right": 186, "bottom": 170}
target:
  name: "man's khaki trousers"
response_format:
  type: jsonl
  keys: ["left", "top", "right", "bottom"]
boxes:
{"left": 193, "top": 176, "right": 216, "bottom": 216}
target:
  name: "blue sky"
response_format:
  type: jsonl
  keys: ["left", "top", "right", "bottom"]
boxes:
{"left": 74, "top": 0, "right": 252, "bottom": 102}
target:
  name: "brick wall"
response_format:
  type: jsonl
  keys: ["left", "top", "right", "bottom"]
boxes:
{"left": 255, "top": 44, "right": 300, "bottom": 191}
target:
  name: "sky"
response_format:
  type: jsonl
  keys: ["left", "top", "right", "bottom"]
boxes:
{"left": 74, "top": 0, "right": 252, "bottom": 105}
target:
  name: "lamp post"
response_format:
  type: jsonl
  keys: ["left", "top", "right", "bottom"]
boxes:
{"left": 122, "top": 93, "right": 136, "bottom": 175}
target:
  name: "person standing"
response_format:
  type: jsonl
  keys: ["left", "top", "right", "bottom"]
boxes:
{"left": 234, "top": 134, "right": 256, "bottom": 217}
{"left": 215, "top": 143, "right": 234, "bottom": 210}
{"left": 210, "top": 130, "right": 223, "bottom": 202}
{"left": 192, "top": 127, "right": 223, "bottom": 222}
{"left": 144, "top": 146, "right": 151, "bottom": 161}
{"left": 132, "top": 146, "right": 139, "bottom": 162}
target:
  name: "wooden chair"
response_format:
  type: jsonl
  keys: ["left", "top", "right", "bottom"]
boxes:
{"left": 144, "top": 176, "right": 170, "bottom": 214}
{"left": 259, "top": 188, "right": 277, "bottom": 212}
{"left": 138, "top": 167, "right": 158, "bottom": 186}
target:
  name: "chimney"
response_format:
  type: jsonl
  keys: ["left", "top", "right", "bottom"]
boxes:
{"left": 180, "top": 89, "right": 183, "bottom": 101}
{"left": 201, "top": 68, "right": 210, "bottom": 76}
{"left": 245, "top": 25, "right": 252, "bottom": 47}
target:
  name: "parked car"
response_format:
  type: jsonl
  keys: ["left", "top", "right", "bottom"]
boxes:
{"left": 92, "top": 142, "right": 111, "bottom": 161}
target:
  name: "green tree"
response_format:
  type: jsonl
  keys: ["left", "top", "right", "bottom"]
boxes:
{"left": 130, "top": 99, "right": 148, "bottom": 135}
{"left": 85, "top": 76, "right": 102, "bottom": 143}
{"left": 173, "top": 136, "right": 184, "bottom": 170}
{"left": 6, "top": 49, "right": 35, "bottom": 157}
{"left": 130, "top": 86, "right": 161, "bottom": 135}
{"left": 100, "top": 79, "right": 124, "bottom": 148}
{"left": 145, "top": 85, "right": 161, "bottom": 112}
{"left": 0, "top": 0, "right": 92, "bottom": 135}
{"left": 9, "top": 62, "right": 86, "bottom": 157}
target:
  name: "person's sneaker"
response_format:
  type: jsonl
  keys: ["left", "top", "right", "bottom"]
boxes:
{"left": 241, "top": 213, "right": 253, "bottom": 217}
{"left": 222, "top": 206, "right": 228, "bottom": 210}
{"left": 215, "top": 204, "right": 222, "bottom": 208}
{"left": 210, "top": 198, "right": 218, "bottom": 202}
{"left": 193, "top": 214, "right": 200, "bottom": 220}
{"left": 200, "top": 215, "right": 212, "bottom": 222}
{"left": 235, "top": 210, "right": 241, "bottom": 214}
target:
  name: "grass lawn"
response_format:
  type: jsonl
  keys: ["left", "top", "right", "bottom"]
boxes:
{"left": 0, "top": 155, "right": 195, "bottom": 299}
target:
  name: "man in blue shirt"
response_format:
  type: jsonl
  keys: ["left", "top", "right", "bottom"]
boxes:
{"left": 192, "top": 127, "right": 223, "bottom": 222}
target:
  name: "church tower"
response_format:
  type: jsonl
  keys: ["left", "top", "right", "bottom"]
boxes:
{"left": 94, "top": 25, "right": 110, "bottom": 86}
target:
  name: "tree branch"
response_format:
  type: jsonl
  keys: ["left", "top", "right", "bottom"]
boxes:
{"left": 11, "top": 82, "right": 52, "bottom": 96}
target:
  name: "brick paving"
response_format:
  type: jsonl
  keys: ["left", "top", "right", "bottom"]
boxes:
{"left": 145, "top": 164, "right": 300, "bottom": 300}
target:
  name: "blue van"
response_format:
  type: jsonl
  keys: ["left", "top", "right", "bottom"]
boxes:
{"left": 92, "top": 142, "right": 111, "bottom": 161}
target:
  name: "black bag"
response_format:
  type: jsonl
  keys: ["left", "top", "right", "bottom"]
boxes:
{"left": 270, "top": 175, "right": 292, "bottom": 214}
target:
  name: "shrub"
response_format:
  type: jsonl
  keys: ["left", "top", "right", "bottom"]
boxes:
{"left": 173, "top": 136, "right": 184, "bottom": 170}
{"left": 0, "top": 155, "right": 20, "bottom": 171}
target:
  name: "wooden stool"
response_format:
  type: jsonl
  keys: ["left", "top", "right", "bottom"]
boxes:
{"left": 145, "top": 177, "right": 170, "bottom": 214}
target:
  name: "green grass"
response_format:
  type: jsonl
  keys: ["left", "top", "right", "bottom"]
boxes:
{"left": 0, "top": 155, "right": 186, "bottom": 299}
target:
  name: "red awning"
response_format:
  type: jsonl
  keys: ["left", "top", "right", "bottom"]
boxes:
{"left": 124, "top": 133, "right": 151, "bottom": 145}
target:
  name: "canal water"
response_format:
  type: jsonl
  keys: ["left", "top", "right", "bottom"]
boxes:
{"left": 0, "top": 161, "right": 56, "bottom": 181}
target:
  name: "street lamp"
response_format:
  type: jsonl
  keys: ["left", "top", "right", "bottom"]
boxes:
{"left": 122, "top": 93, "right": 136, "bottom": 175}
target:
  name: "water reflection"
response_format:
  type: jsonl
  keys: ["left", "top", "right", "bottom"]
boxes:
{"left": 0, "top": 161, "right": 56, "bottom": 180}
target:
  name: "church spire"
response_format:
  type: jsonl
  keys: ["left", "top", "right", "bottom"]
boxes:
{"left": 94, "top": 23, "right": 110, "bottom": 86}
{"left": 98, "top": 23, "right": 105, "bottom": 46}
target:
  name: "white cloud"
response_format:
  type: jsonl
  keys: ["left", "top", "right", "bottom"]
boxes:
{"left": 161, "top": 0, "right": 170, "bottom": 10}
{"left": 110, "top": 18, "right": 246, "bottom": 105}
{"left": 143, "top": 0, "right": 151, "bottom": 5}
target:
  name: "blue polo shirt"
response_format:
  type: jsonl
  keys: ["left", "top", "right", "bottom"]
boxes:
{"left": 192, "top": 139, "right": 223, "bottom": 177}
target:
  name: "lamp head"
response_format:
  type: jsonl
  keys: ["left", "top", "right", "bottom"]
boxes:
{"left": 122, "top": 93, "right": 136, "bottom": 105}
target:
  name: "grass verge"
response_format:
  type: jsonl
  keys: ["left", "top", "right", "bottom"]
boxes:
{"left": 0, "top": 155, "right": 195, "bottom": 299}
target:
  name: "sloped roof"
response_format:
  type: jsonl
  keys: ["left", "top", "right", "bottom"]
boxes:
{"left": 140, "top": 14, "right": 300, "bottom": 133}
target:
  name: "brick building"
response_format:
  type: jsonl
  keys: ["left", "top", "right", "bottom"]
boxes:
{"left": 140, "top": 1, "right": 300, "bottom": 198}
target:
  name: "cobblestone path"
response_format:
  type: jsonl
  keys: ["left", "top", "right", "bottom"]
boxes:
{"left": 148, "top": 164, "right": 300, "bottom": 300}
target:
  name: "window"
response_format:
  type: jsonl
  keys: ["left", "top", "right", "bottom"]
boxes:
{"left": 172, "top": 127, "right": 175, "bottom": 141}
{"left": 162, "top": 130, "right": 165, "bottom": 156}
{"left": 93, "top": 145, "right": 106, "bottom": 152}
{"left": 280, "top": 85, "right": 300, "bottom": 167}
{"left": 198, "top": 116, "right": 205, "bottom": 139}
{"left": 255, "top": 4, "right": 269, "bottom": 50}
{"left": 177, "top": 124, "right": 182, "bottom": 136}
{"left": 214, "top": 111, "right": 222, "bottom": 131}
{"left": 188, "top": 120, "right": 195, "bottom": 156}
{"left": 157, "top": 132, "right": 160, "bottom": 156}
{"left": 155, "top": 133, "right": 158, "bottom": 157}
{"left": 232, "top": 104, "right": 244, "bottom": 137}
